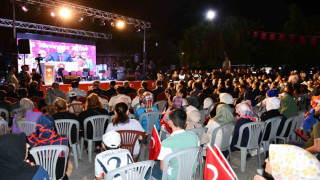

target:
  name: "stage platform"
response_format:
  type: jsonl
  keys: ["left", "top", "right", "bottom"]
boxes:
{"left": 40, "top": 80, "right": 156, "bottom": 94}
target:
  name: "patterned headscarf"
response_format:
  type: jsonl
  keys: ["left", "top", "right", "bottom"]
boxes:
{"left": 28, "top": 115, "right": 68, "bottom": 148}
{"left": 235, "top": 100, "right": 256, "bottom": 122}
{"left": 141, "top": 92, "right": 154, "bottom": 112}
{"left": 269, "top": 144, "right": 320, "bottom": 179}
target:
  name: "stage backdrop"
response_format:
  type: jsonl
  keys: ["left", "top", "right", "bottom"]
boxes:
{"left": 17, "top": 36, "right": 96, "bottom": 73}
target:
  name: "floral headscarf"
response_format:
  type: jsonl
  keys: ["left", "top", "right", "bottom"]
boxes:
{"left": 141, "top": 92, "right": 154, "bottom": 112}
{"left": 235, "top": 100, "right": 256, "bottom": 122}
{"left": 269, "top": 144, "right": 320, "bottom": 179}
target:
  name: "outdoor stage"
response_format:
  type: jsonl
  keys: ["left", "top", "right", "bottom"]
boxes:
{"left": 40, "top": 80, "right": 157, "bottom": 94}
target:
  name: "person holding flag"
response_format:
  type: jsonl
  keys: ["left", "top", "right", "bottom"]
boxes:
{"left": 149, "top": 125, "right": 161, "bottom": 160}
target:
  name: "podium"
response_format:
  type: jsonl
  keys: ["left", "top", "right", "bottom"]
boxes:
{"left": 40, "top": 63, "right": 55, "bottom": 84}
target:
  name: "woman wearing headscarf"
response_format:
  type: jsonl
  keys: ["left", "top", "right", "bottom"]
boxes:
{"left": 0, "top": 133, "right": 49, "bottom": 180}
{"left": 12, "top": 98, "right": 42, "bottom": 133}
{"left": 204, "top": 104, "right": 235, "bottom": 148}
{"left": 185, "top": 96, "right": 202, "bottom": 129}
{"left": 280, "top": 85, "right": 297, "bottom": 119}
{"left": 135, "top": 91, "right": 160, "bottom": 132}
{"left": 254, "top": 144, "right": 320, "bottom": 180}
{"left": 28, "top": 115, "right": 68, "bottom": 180}
{"left": 230, "top": 101, "right": 256, "bottom": 151}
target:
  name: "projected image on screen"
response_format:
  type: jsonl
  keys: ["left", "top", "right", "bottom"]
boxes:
{"left": 17, "top": 39, "right": 96, "bottom": 73}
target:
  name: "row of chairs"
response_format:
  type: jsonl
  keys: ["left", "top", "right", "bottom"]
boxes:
{"left": 56, "top": 70, "right": 100, "bottom": 82}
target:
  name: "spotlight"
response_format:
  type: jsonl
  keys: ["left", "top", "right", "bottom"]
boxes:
{"left": 116, "top": 20, "right": 125, "bottom": 29}
{"left": 79, "top": 17, "right": 84, "bottom": 22}
{"left": 21, "top": 5, "right": 28, "bottom": 12}
{"left": 206, "top": 10, "right": 216, "bottom": 20}
{"left": 50, "top": 12, "right": 55, "bottom": 17}
{"left": 59, "top": 7, "right": 71, "bottom": 19}
{"left": 110, "top": 22, "right": 114, "bottom": 27}
{"left": 100, "top": 20, "right": 105, "bottom": 26}
{"left": 137, "top": 28, "right": 141, "bottom": 32}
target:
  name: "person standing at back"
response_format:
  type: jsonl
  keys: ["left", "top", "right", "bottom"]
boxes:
{"left": 94, "top": 130, "right": 133, "bottom": 180}
{"left": 157, "top": 109, "right": 199, "bottom": 180}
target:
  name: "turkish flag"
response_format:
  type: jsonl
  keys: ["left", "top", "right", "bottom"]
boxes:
{"left": 261, "top": 32, "right": 267, "bottom": 40}
{"left": 279, "top": 33, "right": 286, "bottom": 42}
{"left": 253, "top": 31, "right": 259, "bottom": 38}
{"left": 289, "top": 34, "right": 296, "bottom": 44}
{"left": 204, "top": 144, "right": 237, "bottom": 180}
{"left": 269, "top": 33, "right": 276, "bottom": 41}
{"left": 310, "top": 36, "right": 318, "bottom": 46}
{"left": 150, "top": 125, "right": 161, "bottom": 160}
{"left": 299, "top": 36, "right": 306, "bottom": 45}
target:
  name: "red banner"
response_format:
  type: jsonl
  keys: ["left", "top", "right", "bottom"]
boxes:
{"left": 289, "top": 34, "right": 296, "bottom": 44}
{"left": 261, "top": 32, "right": 267, "bottom": 40}
{"left": 269, "top": 33, "right": 276, "bottom": 41}
{"left": 279, "top": 33, "right": 286, "bottom": 42}
{"left": 253, "top": 31, "right": 259, "bottom": 38}
{"left": 310, "top": 36, "right": 318, "bottom": 46}
{"left": 299, "top": 36, "right": 306, "bottom": 45}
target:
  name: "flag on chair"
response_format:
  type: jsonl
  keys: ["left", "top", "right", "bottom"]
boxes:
{"left": 149, "top": 125, "right": 161, "bottom": 160}
{"left": 204, "top": 144, "right": 237, "bottom": 180}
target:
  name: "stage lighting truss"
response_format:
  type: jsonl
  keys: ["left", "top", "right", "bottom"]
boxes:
{"left": 15, "top": 0, "right": 152, "bottom": 29}
{"left": 0, "top": 18, "right": 112, "bottom": 39}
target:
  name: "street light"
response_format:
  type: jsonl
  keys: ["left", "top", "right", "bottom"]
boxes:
{"left": 206, "top": 10, "right": 216, "bottom": 20}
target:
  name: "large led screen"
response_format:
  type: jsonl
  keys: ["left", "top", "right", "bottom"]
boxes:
{"left": 17, "top": 39, "right": 96, "bottom": 72}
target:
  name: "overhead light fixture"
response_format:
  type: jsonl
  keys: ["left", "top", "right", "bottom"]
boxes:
{"left": 59, "top": 7, "right": 71, "bottom": 19}
{"left": 21, "top": 5, "right": 29, "bottom": 12}
{"left": 110, "top": 22, "right": 114, "bottom": 27}
{"left": 137, "top": 28, "right": 141, "bottom": 32}
{"left": 116, "top": 20, "right": 125, "bottom": 29}
{"left": 50, "top": 12, "right": 55, "bottom": 17}
{"left": 79, "top": 16, "right": 84, "bottom": 22}
{"left": 100, "top": 20, "right": 105, "bottom": 26}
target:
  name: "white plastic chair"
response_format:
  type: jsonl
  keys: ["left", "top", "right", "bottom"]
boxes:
{"left": 261, "top": 116, "right": 281, "bottom": 157}
{"left": 234, "top": 122, "right": 265, "bottom": 172}
{"left": 187, "top": 127, "right": 208, "bottom": 142}
{"left": 276, "top": 117, "right": 296, "bottom": 144}
{"left": 16, "top": 120, "right": 36, "bottom": 136}
{"left": 105, "top": 160, "right": 155, "bottom": 180}
{"left": 159, "top": 126, "right": 170, "bottom": 141}
{"left": 154, "top": 100, "right": 167, "bottom": 112}
{"left": 29, "top": 145, "right": 69, "bottom": 180}
{"left": 138, "top": 112, "right": 162, "bottom": 135}
{"left": 0, "top": 119, "right": 8, "bottom": 135}
{"left": 54, "top": 119, "right": 81, "bottom": 169}
{"left": 211, "top": 123, "right": 235, "bottom": 160}
{"left": 0, "top": 108, "right": 9, "bottom": 122}
{"left": 11, "top": 108, "right": 21, "bottom": 115}
{"left": 162, "top": 146, "right": 200, "bottom": 180}
{"left": 292, "top": 111, "right": 305, "bottom": 140}
{"left": 133, "top": 103, "right": 140, "bottom": 114}
{"left": 83, "top": 115, "right": 110, "bottom": 162}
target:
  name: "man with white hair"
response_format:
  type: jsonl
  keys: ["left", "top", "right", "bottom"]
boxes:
{"left": 288, "top": 71, "right": 299, "bottom": 84}
{"left": 94, "top": 130, "right": 133, "bottom": 180}
{"left": 88, "top": 80, "right": 104, "bottom": 97}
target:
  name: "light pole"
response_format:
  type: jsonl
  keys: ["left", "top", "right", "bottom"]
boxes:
{"left": 12, "top": 0, "right": 16, "bottom": 38}
{"left": 143, "top": 28, "right": 146, "bottom": 76}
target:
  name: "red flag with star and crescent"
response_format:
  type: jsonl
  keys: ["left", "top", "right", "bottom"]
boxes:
{"left": 149, "top": 125, "right": 161, "bottom": 160}
{"left": 204, "top": 144, "right": 237, "bottom": 180}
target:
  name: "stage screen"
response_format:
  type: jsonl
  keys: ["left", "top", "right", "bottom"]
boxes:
{"left": 17, "top": 39, "right": 96, "bottom": 73}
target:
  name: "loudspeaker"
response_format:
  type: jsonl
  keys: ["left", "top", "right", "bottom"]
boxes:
{"left": 63, "top": 75, "right": 80, "bottom": 84}
{"left": 18, "top": 39, "right": 30, "bottom": 54}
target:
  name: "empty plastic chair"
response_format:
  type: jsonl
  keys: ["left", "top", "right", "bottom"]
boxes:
{"left": 162, "top": 146, "right": 200, "bottom": 180}
{"left": 54, "top": 119, "right": 81, "bottom": 169}
{"left": 0, "top": 108, "right": 9, "bottom": 122}
{"left": 16, "top": 120, "right": 36, "bottom": 136}
{"left": 116, "top": 130, "right": 145, "bottom": 161}
{"left": 105, "top": 160, "right": 155, "bottom": 180}
{"left": 76, "top": 70, "right": 87, "bottom": 81}
{"left": 261, "top": 116, "right": 281, "bottom": 157}
{"left": 234, "top": 122, "right": 265, "bottom": 172}
{"left": 30, "top": 145, "right": 69, "bottom": 180}
{"left": 62, "top": 70, "right": 69, "bottom": 76}
{"left": 83, "top": 115, "right": 110, "bottom": 162}
{"left": 0, "top": 119, "right": 8, "bottom": 135}
{"left": 211, "top": 123, "right": 235, "bottom": 160}
{"left": 71, "top": 71, "right": 77, "bottom": 76}
{"left": 154, "top": 100, "right": 167, "bottom": 112}
{"left": 276, "top": 117, "right": 295, "bottom": 144}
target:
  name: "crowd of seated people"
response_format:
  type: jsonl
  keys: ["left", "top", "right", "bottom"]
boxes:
{"left": 1, "top": 67, "right": 320, "bottom": 179}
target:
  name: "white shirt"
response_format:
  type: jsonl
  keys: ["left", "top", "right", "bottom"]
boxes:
{"left": 109, "top": 94, "right": 132, "bottom": 110}
{"left": 95, "top": 148, "right": 133, "bottom": 180}
{"left": 66, "top": 88, "right": 87, "bottom": 103}
{"left": 157, "top": 130, "right": 185, "bottom": 161}
{"left": 106, "top": 119, "right": 144, "bottom": 155}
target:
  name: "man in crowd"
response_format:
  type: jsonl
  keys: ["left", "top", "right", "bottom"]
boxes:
{"left": 0, "top": 90, "right": 10, "bottom": 113}
{"left": 103, "top": 80, "right": 117, "bottom": 100}
{"left": 28, "top": 81, "right": 43, "bottom": 98}
{"left": 157, "top": 109, "right": 199, "bottom": 180}
{"left": 6, "top": 67, "right": 19, "bottom": 90}
{"left": 66, "top": 81, "right": 86, "bottom": 103}
{"left": 190, "top": 82, "right": 201, "bottom": 97}
{"left": 108, "top": 86, "right": 131, "bottom": 111}
{"left": 18, "top": 65, "right": 31, "bottom": 84}
{"left": 288, "top": 71, "right": 299, "bottom": 84}
{"left": 30, "top": 68, "right": 42, "bottom": 89}
{"left": 94, "top": 130, "right": 133, "bottom": 180}
{"left": 152, "top": 80, "right": 164, "bottom": 101}
{"left": 52, "top": 82, "right": 66, "bottom": 98}
{"left": 141, "top": 81, "right": 151, "bottom": 92}
{"left": 304, "top": 104, "right": 320, "bottom": 160}
{"left": 202, "top": 81, "right": 213, "bottom": 95}
{"left": 88, "top": 80, "right": 104, "bottom": 96}
{"left": 123, "top": 81, "right": 136, "bottom": 95}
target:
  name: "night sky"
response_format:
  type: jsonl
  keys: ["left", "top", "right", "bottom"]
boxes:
{"left": 0, "top": 0, "right": 319, "bottom": 44}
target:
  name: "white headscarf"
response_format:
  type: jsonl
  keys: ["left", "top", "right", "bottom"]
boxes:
{"left": 265, "top": 97, "right": 280, "bottom": 111}
{"left": 219, "top": 93, "right": 233, "bottom": 105}
{"left": 16, "top": 98, "right": 34, "bottom": 120}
